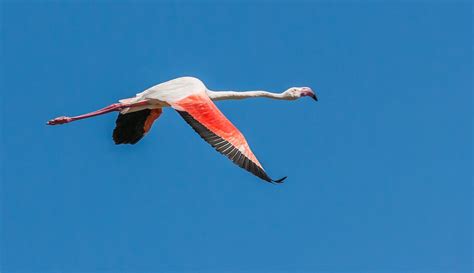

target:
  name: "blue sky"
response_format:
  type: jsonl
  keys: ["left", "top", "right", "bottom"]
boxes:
{"left": 1, "top": 2, "right": 471, "bottom": 273}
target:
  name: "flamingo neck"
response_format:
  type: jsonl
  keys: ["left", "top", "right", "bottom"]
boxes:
{"left": 206, "top": 90, "right": 288, "bottom": 101}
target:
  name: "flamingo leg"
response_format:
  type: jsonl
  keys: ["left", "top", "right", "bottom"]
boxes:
{"left": 47, "top": 100, "right": 150, "bottom": 125}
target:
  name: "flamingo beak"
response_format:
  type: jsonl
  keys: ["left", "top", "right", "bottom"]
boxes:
{"left": 302, "top": 87, "right": 317, "bottom": 101}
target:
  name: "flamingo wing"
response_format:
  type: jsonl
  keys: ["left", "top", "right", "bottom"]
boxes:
{"left": 171, "top": 94, "right": 286, "bottom": 183}
{"left": 113, "top": 108, "right": 162, "bottom": 144}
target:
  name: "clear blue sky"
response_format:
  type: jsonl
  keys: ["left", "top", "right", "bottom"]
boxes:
{"left": 1, "top": 2, "right": 471, "bottom": 273}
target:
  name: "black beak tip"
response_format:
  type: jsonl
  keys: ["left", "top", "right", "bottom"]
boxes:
{"left": 311, "top": 94, "right": 318, "bottom": 101}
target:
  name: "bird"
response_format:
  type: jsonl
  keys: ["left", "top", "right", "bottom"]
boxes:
{"left": 47, "top": 76, "right": 317, "bottom": 183}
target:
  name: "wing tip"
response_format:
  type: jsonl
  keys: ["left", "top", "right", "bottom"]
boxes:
{"left": 271, "top": 176, "right": 287, "bottom": 184}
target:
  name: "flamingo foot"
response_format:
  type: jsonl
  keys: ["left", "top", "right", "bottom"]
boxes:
{"left": 47, "top": 116, "right": 73, "bottom": 125}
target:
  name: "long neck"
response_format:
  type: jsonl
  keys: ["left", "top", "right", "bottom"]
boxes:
{"left": 207, "top": 90, "right": 288, "bottom": 101}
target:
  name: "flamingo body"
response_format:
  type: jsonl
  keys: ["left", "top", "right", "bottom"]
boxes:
{"left": 122, "top": 77, "right": 205, "bottom": 111}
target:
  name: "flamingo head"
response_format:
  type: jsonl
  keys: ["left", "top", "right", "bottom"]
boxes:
{"left": 285, "top": 87, "right": 318, "bottom": 101}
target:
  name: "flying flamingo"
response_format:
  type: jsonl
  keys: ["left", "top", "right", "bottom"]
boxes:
{"left": 47, "top": 77, "right": 317, "bottom": 183}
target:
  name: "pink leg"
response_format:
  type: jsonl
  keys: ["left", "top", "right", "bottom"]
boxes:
{"left": 47, "top": 100, "right": 150, "bottom": 125}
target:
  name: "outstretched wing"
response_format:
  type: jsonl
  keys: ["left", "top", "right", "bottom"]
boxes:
{"left": 171, "top": 94, "right": 286, "bottom": 183}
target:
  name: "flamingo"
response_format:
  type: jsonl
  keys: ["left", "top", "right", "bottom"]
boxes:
{"left": 47, "top": 77, "right": 317, "bottom": 183}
